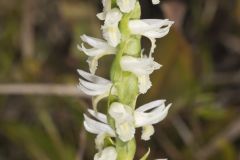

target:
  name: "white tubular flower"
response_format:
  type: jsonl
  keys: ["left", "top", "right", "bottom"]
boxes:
{"left": 97, "top": 0, "right": 111, "bottom": 20}
{"left": 152, "top": 0, "right": 160, "bottom": 5}
{"left": 120, "top": 55, "right": 161, "bottom": 94}
{"left": 116, "top": 0, "right": 136, "bottom": 13}
{"left": 77, "top": 69, "right": 116, "bottom": 110}
{"left": 78, "top": 34, "right": 116, "bottom": 74}
{"left": 134, "top": 100, "right": 171, "bottom": 140}
{"left": 109, "top": 102, "right": 135, "bottom": 142}
{"left": 102, "top": 8, "right": 122, "bottom": 47}
{"left": 94, "top": 146, "right": 117, "bottom": 160}
{"left": 128, "top": 19, "right": 174, "bottom": 55}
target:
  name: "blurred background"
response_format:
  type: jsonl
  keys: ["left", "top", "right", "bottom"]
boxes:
{"left": 0, "top": 0, "right": 240, "bottom": 159}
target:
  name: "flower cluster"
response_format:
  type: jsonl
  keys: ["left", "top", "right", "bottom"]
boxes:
{"left": 77, "top": 0, "right": 173, "bottom": 159}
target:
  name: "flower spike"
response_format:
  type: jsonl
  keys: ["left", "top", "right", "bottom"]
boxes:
{"left": 78, "top": 0, "right": 173, "bottom": 159}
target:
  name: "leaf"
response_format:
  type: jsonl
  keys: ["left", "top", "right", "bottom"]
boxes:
{"left": 139, "top": 148, "right": 150, "bottom": 160}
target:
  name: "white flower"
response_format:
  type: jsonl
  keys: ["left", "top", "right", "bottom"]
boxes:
{"left": 83, "top": 110, "right": 115, "bottom": 136}
{"left": 152, "top": 0, "right": 160, "bottom": 5}
{"left": 84, "top": 109, "right": 116, "bottom": 150}
{"left": 77, "top": 69, "right": 116, "bottom": 110}
{"left": 78, "top": 34, "right": 116, "bottom": 74}
{"left": 94, "top": 146, "right": 117, "bottom": 160}
{"left": 135, "top": 100, "right": 171, "bottom": 140}
{"left": 128, "top": 19, "right": 174, "bottom": 55}
{"left": 97, "top": 0, "right": 112, "bottom": 20}
{"left": 109, "top": 102, "right": 135, "bottom": 142}
{"left": 116, "top": 0, "right": 136, "bottom": 13}
{"left": 120, "top": 55, "right": 161, "bottom": 94}
{"left": 109, "top": 100, "right": 171, "bottom": 142}
{"left": 102, "top": 8, "right": 122, "bottom": 47}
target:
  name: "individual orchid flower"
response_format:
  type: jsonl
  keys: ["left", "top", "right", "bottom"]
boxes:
{"left": 94, "top": 146, "right": 117, "bottom": 160}
{"left": 152, "top": 0, "right": 160, "bottom": 5}
{"left": 120, "top": 55, "right": 161, "bottom": 94}
{"left": 101, "top": 8, "right": 122, "bottom": 47}
{"left": 116, "top": 0, "right": 136, "bottom": 13}
{"left": 128, "top": 19, "right": 174, "bottom": 55}
{"left": 134, "top": 100, "right": 171, "bottom": 140}
{"left": 96, "top": 0, "right": 112, "bottom": 20}
{"left": 78, "top": 34, "right": 116, "bottom": 74}
{"left": 108, "top": 102, "right": 135, "bottom": 142}
{"left": 77, "top": 69, "right": 116, "bottom": 110}
{"left": 84, "top": 109, "right": 116, "bottom": 150}
{"left": 109, "top": 100, "right": 171, "bottom": 142}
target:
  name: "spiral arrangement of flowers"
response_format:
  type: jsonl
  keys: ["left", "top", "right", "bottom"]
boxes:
{"left": 77, "top": 0, "right": 174, "bottom": 159}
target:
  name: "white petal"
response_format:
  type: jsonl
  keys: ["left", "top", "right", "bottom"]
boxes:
{"left": 80, "top": 34, "right": 109, "bottom": 49}
{"left": 102, "top": 8, "right": 122, "bottom": 47}
{"left": 95, "top": 133, "right": 107, "bottom": 150}
{"left": 88, "top": 109, "right": 108, "bottom": 123}
{"left": 152, "top": 0, "right": 160, "bottom": 5}
{"left": 116, "top": 0, "right": 136, "bottom": 13}
{"left": 136, "top": 100, "right": 166, "bottom": 112}
{"left": 115, "top": 121, "right": 135, "bottom": 142}
{"left": 84, "top": 114, "right": 115, "bottom": 136}
{"left": 109, "top": 102, "right": 133, "bottom": 123}
{"left": 120, "top": 56, "right": 161, "bottom": 76}
{"left": 104, "top": 8, "right": 122, "bottom": 25}
{"left": 141, "top": 125, "right": 154, "bottom": 141}
{"left": 96, "top": 0, "right": 112, "bottom": 20}
{"left": 102, "top": 24, "right": 121, "bottom": 47}
{"left": 129, "top": 19, "right": 173, "bottom": 37}
{"left": 109, "top": 102, "right": 135, "bottom": 142}
{"left": 79, "top": 78, "right": 110, "bottom": 91}
{"left": 77, "top": 69, "right": 110, "bottom": 84}
{"left": 77, "top": 84, "right": 107, "bottom": 96}
{"left": 79, "top": 35, "right": 116, "bottom": 73}
{"left": 134, "top": 104, "right": 171, "bottom": 127}
{"left": 138, "top": 75, "right": 152, "bottom": 94}
{"left": 128, "top": 19, "right": 173, "bottom": 54}
{"left": 94, "top": 147, "right": 117, "bottom": 160}
{"left": 97, "top": 12, "right": 105, "bottom": 20}
{"left": 86, "top": 50, "right": 115, "bottom": 74}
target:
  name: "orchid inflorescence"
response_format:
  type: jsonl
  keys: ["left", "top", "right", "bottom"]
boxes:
{"left": 77, "top": 0, "right": 174, "bottom": 159}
